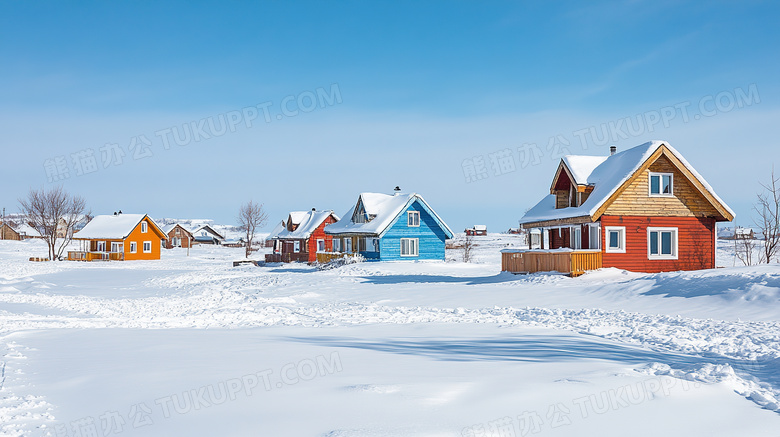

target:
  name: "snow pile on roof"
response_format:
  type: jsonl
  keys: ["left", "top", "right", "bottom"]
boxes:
{"left": 326, "top": 193, "right": 454, "bottom": 238}
{"left": 520, "top": 140, "right": 735, "bottom": 225}
{"left": 288, "top": 211, "right": 309, "bottom": 226}
{"left": 75, "top": 214, "right": 148, "bottom": 239}
{"left": 265, "top": 220, "right": 286, "bottom": 241}
{"left": 275, "top": 210, "right": 338, "bottom": 239}
{"left": 191, "top": 225, "right": 225, "bottom": 240}
{"left": 562, "top": 155, "right": 608, "bottom": 185}
{"left": 473, "top": 225, "right": 487, "bottom": 231}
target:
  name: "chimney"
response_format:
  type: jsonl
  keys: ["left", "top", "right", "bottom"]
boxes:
{"left": 312, "top": 207, "right": 316, "bottom": 211}
{"left": 610, "top": 146, "right": 617, "bottom": 156}
{"left": 393, "top": 186, "right": 401, "bottom": 195}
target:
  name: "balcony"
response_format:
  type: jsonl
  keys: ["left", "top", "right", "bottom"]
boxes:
{"left": 501, "top": 249, "right": 602, "bottom": 277}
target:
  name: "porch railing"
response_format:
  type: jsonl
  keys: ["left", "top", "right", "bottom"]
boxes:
{"left": 67, "top": 251, "right": 125, "bottom": 261}
{"left": 501, "top": 249, "right": 602, "bottom": 277}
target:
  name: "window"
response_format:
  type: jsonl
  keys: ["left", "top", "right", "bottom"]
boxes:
{"left": 407, "top": 211, "right": 420, "bottom": 227}
{"left": 344, "top": 238, "right": 352, "bottom": 253}
{"left": 571, "top": 227, "right": 581, "bottom": 250}
{"left": 400, "top": 238, "right": 418, "bottom": 257}
{"left": 649, "top": 172, "right": 673, "bottom": 196}
{"left": 111, "top": 242, "right": 123, "bottom": 253}
{"left": 293, "top": 241, "right": 300, "bottom": 253}
{"left": 130, "top": 242, "right": 137, "bottom": 253}
{"left": 365, "top": 237, "right": 379, "bottom": 252}
{"left": 96, "top": 241, "right": 106, "bottom": 252}
{"left": 604, "top": 227, "right": 625, "bottom": 253}
{"left": 143, "top": 241, "right": 152, "bottom": 253}
{"left": 648, "top": 228, "right": 678, "bottom": 259}
{"left": 141, "top": 222, "right": 148, "bottom": 233}
{"left": 317, "top": 239, "right": 325, "bottom": 252}
{"left": 332, "top": 238, "right": 341, "bottom": 252}
{"left": 589, "top": 224, "right": 600, "bottom": 250}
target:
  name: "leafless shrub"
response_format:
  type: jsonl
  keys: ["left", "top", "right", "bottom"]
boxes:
{"left": 237, "top": 200, "right": 268, "bottom": 258}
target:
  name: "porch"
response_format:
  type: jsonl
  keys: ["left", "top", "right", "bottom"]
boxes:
{"left": 501, "top": 249, "right": 602, "bottom": 277}
{"left": 67, "top": 251, "right": 124, "bottom": 261}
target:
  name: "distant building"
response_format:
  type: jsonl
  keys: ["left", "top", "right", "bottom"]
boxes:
{"left": 190, "top": 225, "right": 225, "bottom": 245}
{"left": 465, "top": 225, "right": 487, "bottom": 236}
{"left": 324, "top": 191, "right": 453, "bottom": 261}
{"left": 163, "top": 224, "right": 194, "bottom": 249}
{"left": 266, "top": 210, "right": 340, "bottom": 263}
{"left": 68, "top": 213, "right": 167, "bottom": 261}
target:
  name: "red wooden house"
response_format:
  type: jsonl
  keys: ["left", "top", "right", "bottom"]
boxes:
{"left": 506, "top": 141, "right": 734, "bottom": 275}
{"left": 265, "top": 209, "right": 340, "bottom": 263}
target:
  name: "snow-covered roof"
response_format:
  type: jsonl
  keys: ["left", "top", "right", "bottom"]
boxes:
{"left": 75, "top": 214, "right": 160, "bottom": 240}
{"left": 473, "top": 225, "right": 487, "bottom": 231}
{"left": 561, "top": 155, "right": 609, "bottom": 185}
{"left": 15, "top": 223, "right": 42, "bottom": 237}
{"left": 521, "top": 140, "right": 735, "bottom": 226}
{"left": 265, "top": 220, "right": 286, "bottom": 241}
{"left": 288, "top": 211, "right": 309, "bottom": 226}
{"left": 162, "top": 223, "right": 192, "bottom": 235}
{"left": 191, "top": 225, "right": 225, "bottom": 240}
{"left": 275, "top": 210, "right": 339, "bottom": 239}
{"left": 325, "top": 192, "right": 454, "bottom": 238}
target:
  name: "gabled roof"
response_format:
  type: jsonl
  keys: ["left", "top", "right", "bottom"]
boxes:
{"left": 265, "top": 220, "right": 286, "bottom": 241}
{"left": 325, "top": 192, "right": 454, "bottom": 238}
{"left": 191, "top": 224, "right": 225, "bottom": 240}
{"left": 75, "top": 214, "right": 166, "bottom": 240}
{"left": 162, "top": 223, "right": 193, "bottom": 236}
{"left": 521, "top": 140, "right": 735, "bottom": 226}
{"left": 275, "top": 210, "right": 339, "bottom": 239}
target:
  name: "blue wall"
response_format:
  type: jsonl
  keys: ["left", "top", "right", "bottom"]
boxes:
{"left": 378, "top": 200, "right": 448, "bottom": 261}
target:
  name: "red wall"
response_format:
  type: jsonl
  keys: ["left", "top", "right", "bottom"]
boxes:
{"left": 306, "top": 215, "right": 338, "bottom": 263}
{"left": 600, "top": 215, "right": 715, "bottom": 273}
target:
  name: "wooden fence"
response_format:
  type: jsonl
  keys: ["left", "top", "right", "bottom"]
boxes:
{"left": 501, "top": 249, "right": 602, "bottom": 277}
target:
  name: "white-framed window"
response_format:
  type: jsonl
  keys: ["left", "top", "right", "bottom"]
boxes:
{"left": 588, "top": 224, "right": 600, "bottom": 250}
{"left": 571, "top": 227, "right": 581, "bottom": 250}
{"left": 604, "top": 226, "right": 626, "bottom": 253}
{"left": 344, "top": 238, "right": 352, "bottom": 253}
{"left": 111, "top": 242, "right": 123, "bottom": 253}
{"left": 143, "top": 241, "right": 152, "bottom": 253}
{"left": 332, "top": 238, "right": 341, "bottom": 252}
{"left": 293, "top": 241, "right": 301, "bottom": 253}
{"left": 407, "top": 211, "right": 420, "bottom": 227}
{"left": 649, "top": 172, "right": 674, "bottom": 197}
{"left": 141, "top": 222, "right": 148, "bottom": 233}
{"left": 400, "top": 238, "right": 418, "bottom": 257}
{"left": 96, "top": 241, "right": 106, "bottom": 252}
{"left": 648, "top": 227, "right": 678, "bottom": 259}
{"left": 317, "top": 239, "right": 325, "bottom": 252}
{"left": 130, "top": 242, "right": 137, "bottom": 253}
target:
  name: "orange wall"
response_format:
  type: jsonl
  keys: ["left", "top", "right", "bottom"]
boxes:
{"left": 124, "top": 217, "right": 164, "bottom": 260}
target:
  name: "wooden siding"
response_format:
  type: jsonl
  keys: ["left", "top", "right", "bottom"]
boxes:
{"left": 165, "top": 225, "right": 193, "bottom": 249}
{"left": 502, "top": 250, "right": 602, "bottom": 276}
{"left": 0, "top": 224, "right": 22, "bottom": 240}
{"left": 379, "top": 200, "right": 448, "bottom": 261}
{"left": 305, "top": 215, "right": 338, "bottom": 263}
{"left": 600, "top": 215, "right": 715, "bottom": 272}
{"left": 124, "top": 216, "right": 164, "bottom": 260}
{"left": 603, "top": 155, "right": 721, "bottom": 218}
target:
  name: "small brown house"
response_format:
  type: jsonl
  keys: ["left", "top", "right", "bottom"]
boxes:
{"left": 266, "top": 210, "right": 340, "bottom": 263}
{"left": 163, "top": 224, "right": 194, "bottom": 249}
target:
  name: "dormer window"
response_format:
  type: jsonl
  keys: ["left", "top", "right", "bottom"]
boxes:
{"left": 407, "top": 211, "right": 420, "bottom": 227}
{"left": 649, "top": 172, "right": 673, "bottom": 197}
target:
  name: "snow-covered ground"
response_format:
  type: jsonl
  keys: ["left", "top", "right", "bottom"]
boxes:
{"left": 1, "top": 235, "right": 779, "bottom": 436}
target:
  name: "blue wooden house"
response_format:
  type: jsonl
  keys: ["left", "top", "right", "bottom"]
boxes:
{"left": 324, "top": 191, "right": 453, "bottom": 261}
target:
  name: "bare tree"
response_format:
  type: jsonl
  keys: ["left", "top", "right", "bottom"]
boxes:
{"left": 237, "top": 200, "right": 268, "bottom": 258}
{"left": 462, "top": 233, "right": 475, "bottom": 263}
{"left": 754, "top": 168, "right": 780, "bottom": 263}
{"left": 18, "top": 186, "right": 88, "bottom": 261}
{"left": 733, "top": 227, "right": 756, "bottom": 266}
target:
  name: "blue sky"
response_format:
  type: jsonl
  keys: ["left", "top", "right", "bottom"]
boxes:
{"left": 2, "top": 1, "right": 779, "bottom": 232}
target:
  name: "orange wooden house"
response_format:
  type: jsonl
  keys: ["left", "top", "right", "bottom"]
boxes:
{"left": 68, "top": 213, "right": 167, "bottom": 261}
{"left": 508, "top": 141, "right": 735, "bottom": 275}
